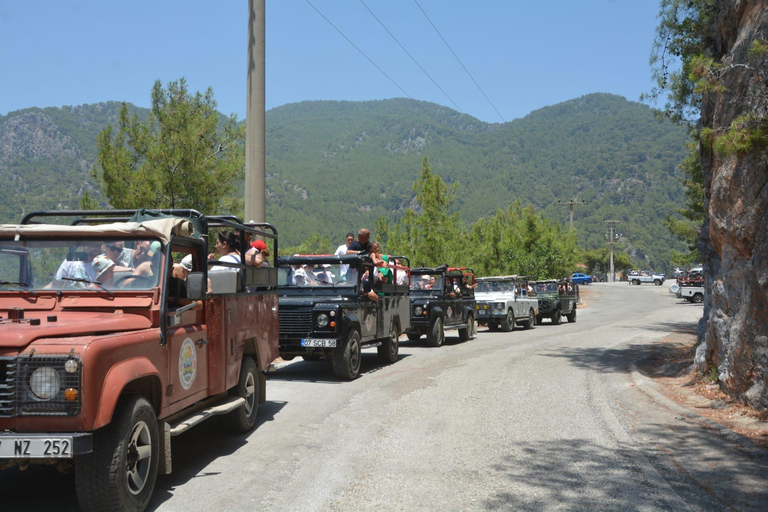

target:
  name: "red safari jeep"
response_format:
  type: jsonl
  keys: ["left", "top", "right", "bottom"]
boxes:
{"left": 0, "top": 209, "right": 278, "bottom": 512}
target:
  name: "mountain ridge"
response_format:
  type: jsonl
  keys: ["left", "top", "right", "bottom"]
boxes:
{"left": 0, "top": 93, "right": 690, "bottom": 269}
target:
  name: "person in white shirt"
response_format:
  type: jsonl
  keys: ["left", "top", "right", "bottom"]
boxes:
{"left": 334, "top": 232, "right": 354, "bottom": 280}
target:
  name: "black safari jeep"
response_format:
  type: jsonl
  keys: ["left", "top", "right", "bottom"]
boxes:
{"left": 405, "top": 266, "right": 477, "bottom": 347}
{"left": 530, "top": 279, "right": 577, "bottom": 324}
{"left": 277, "top": 254, "right": 411, "bottom": 380}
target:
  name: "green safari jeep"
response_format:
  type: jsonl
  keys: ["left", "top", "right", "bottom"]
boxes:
{"left": 530, "top": 279, "right": 577, "bottom": 325}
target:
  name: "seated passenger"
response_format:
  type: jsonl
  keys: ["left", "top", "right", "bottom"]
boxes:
{"left": 91, "top": 254, "right": 116, "bottom": 286}
{"left": 245, "top": 239, "right": 269, "bottom": 267}
{"left": 46, "top": 242, "right": 102, "bottom": 289}
{"left": 210, "top": 231, "right": 241, "bottom": 271}
{"left": 316, "top": 264, "right": 334, "bottom": 285}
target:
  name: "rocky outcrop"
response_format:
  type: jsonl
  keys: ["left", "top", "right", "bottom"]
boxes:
{"left": 0, "top": 111, "right": 78, "bottom": 166}
{"left": 697, "top": 1, "right": 768, "bottom": 409}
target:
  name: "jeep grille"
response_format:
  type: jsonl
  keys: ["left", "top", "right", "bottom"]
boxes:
{"left": 0, "top": 357, "right": 15, "bottom": 417}
{"left": 279, "top": 308, "right": 313, "bottom": 336}
{"left": 0, "top": 355, "right": 82, "bottom": 417}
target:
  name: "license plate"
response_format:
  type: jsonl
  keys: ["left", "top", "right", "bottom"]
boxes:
{"left": 301, "top": 339, "right": 336, "bottom": 348}
{"left": 0, "top": 436, "right": 73, "bottom": 459}
{"left": 477, "top": 309, "right": 487, "bottom": 316}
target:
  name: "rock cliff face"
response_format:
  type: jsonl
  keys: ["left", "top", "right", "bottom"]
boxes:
{"left": 697, "top": 1, "right": 768, "bottom": 409}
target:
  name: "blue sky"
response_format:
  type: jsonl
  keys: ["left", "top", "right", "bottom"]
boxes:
{"left": 0, "top": 0, "right": 664, "bottom": 124}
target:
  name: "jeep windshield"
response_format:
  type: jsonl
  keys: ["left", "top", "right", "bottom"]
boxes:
{"left": 409, "top": 273, "right": 443, "bottom": 294}
{"left": 533, "top": 282, "right": 559, "bottom": 294}
{"left": 476, "top": 280, "right": 515, "bottom": 294}
{"left": 277, "top": 254, "right": 374, "bottom": 295}
{"left": 0, "top": 238, "right": 162, "bottom": 292}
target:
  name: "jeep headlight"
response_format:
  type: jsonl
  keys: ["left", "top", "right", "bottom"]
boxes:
{"left": 30, "top": 367, "right": 60, "bottom": 400}
{"left": 414, "top": 306, "right": 423, "bottom": 316}
{"left": 494, "top": 303, "right": 504, "bottom": 311}
{"left": 316, "top": 313, "right": 329, "bottom": 328}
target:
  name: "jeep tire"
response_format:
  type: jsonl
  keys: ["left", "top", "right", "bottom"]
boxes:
{"left": 333, "top": 329, "right": 362, "bottom": 380}
{"left": 427, "top": 317, "right": 445, "bottom": 347}
{"left": 566, "top": 307, "right": 577, "bottom": 323}
{"left": 220, "top": 355, "right": 259, "bottom": 433}
{"left": 76, "top": 396, "right": 159, "bottom": 512}
{"left": 523, "top": 309, "right": 535, "bottom": 330}
{"left": 458, "top": 314, "right": 475, "bottom": 341}
{"left": 551, "top": 308, "right": 562, "bottom": 325}
{"left": 500, "top": 309, "right": 514, "bottom": 332}
{"left": 378, "top": 326, "right": 399, "bottom": 364}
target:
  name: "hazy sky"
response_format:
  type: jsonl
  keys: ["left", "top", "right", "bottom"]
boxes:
{"left": 0, "top": 0, "right": 664, "bottom": 123}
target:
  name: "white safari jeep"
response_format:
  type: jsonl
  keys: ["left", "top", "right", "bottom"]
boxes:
{"left": 474, "top": 276, "right": 538, "bottom": 331}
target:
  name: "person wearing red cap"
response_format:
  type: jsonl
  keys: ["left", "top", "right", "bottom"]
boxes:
{"left": 245, "top": 239, "right": 269, "bottom": 267}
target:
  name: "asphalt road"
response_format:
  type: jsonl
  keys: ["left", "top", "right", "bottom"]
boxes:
{"left": 4, "top": 282, "right": 768, "bottom": 511}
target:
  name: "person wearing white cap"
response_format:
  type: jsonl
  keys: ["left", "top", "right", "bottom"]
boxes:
{"left": 91, "top": 254, "right": 116, "bottom": 284}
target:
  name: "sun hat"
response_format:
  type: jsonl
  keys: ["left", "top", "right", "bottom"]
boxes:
{"left": 181, "top": 254, "right": 193, "bottom": 272}
{"left": 92, "top": 254, "right": 115, "bottom": 279}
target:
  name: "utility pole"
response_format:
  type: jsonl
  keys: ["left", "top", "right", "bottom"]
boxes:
{"left": 557, "top": 197, "right": 586, "bottom": 231}
{"left": 245, "top": 0, "right": 266, "bottom": 223}
{"left": 604, "top": 220, "right": 620, "bottom": 282}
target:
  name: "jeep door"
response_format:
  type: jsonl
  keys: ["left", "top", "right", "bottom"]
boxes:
{"left": 166, "top": 255, "right": 209, "bottom": 409}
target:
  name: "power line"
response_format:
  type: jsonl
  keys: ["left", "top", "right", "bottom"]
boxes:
{"left": 359, "top": 0, "right": 464, "bottom": 114}
{"left": 303, "top": 0, "right": 458, "bottom": 128}
{"left": 413, "top": 0, "right": 506, "bottom": 123}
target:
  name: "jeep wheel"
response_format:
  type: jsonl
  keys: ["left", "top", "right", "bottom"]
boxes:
{"left": 427, "top": 317, "right": 445, "bottom": 347}
{"left": 378, "top": 326, "right": 399, "bottom": 364}
{"left": 406, "top": 332, "right": 421, "bottom": 342}
{"left": 220, "top": 355, "right": 259, "bottom": 432}
{"left": 632, "top": 279, "right": 640, "bottom": 285}
{"left": 535, "top": 314, "right": 542, "bottom": 325}
{"left": 692, "top": 293, "right": 704, "bottom": 304}
{"left": 654, "top": 279, "right": 662, "bottom": 286}
{"left": 458, "top": 314, "right": 475, "bottom": 341}
{"left": 566, "top": 307, "right": 577, "bottom": 323}
{"left": 76, "top": 396, "right": 159, "bottom": 512}
{"left": 333, "top": 330, "right": 362, "bottom": 380}
{"left": 500, "top": 309, "right": 514, "bottom": 332}
{"left": 551, "top": 309, "right": 562, "bottom": 325}
{"left": 523, "top": 309, "right": 535, "bottom": 330}
{"left": 488, "top": 321, "right": 499, "bottom": 331}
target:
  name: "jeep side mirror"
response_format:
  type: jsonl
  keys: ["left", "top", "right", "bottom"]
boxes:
{"left": 186, "top": 272, "right": 206, "bottom": 300}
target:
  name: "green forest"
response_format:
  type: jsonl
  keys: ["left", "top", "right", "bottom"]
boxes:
{"left": 0, "top": 93, "right": 690, "bottom": 271}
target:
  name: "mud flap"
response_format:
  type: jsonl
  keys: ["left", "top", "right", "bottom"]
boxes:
{"left": 159, "top": 421, "right": 172, "bottom": 475}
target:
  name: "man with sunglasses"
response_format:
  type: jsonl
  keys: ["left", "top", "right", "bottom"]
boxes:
{"left": 103, "top": 241, "right": 133, "bottom": 267}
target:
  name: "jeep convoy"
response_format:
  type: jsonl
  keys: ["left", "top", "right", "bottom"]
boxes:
{"left": 405, "top": 266, "right": 477, "bottom": 346}
{"left": 0, "top": 207, "right": 590, "bottom": 511}
{"left": 0, "top": 209, "right": 278, "bottom": 512}
{"left": 474, "top": 275, "right": 538, "bottom": 331}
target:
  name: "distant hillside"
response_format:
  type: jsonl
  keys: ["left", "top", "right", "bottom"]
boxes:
{"left": 0, "top": 94, "right": 690, "bottom": 269}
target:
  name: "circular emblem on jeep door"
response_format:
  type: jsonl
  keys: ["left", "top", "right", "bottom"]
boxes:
{"left": 447, "top": 307, "right": 453, "bottom": 317}
{"left": 179, "top": 337, "right": 197, "bottom": 390}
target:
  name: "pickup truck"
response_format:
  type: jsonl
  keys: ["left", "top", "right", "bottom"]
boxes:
{"left": 0, "top": 209, "right": 278, "bottom": 512}
{"left": 628, "top": 272, "right": 666, "bottom": 286}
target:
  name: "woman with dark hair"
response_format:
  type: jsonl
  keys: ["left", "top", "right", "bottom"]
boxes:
{"left": 210, "top": 230, "right": 241, "bottom": 270}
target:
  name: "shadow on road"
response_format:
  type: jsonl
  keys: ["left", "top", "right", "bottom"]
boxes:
{"left": 0, "top": 401, "right": 287, "bottom": 512}
{"left": 266, "top": 353, "right": 412, "bottom": 383}
{"left": 148, "top": 400, "right": 287, "bottom": 511}
{"left": 485, "top": 432, "right": 768, "bottom": 511}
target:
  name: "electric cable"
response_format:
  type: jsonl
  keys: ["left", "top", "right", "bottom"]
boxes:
{"left": 413, "top": 0, "right": 506, "bottom": 123}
